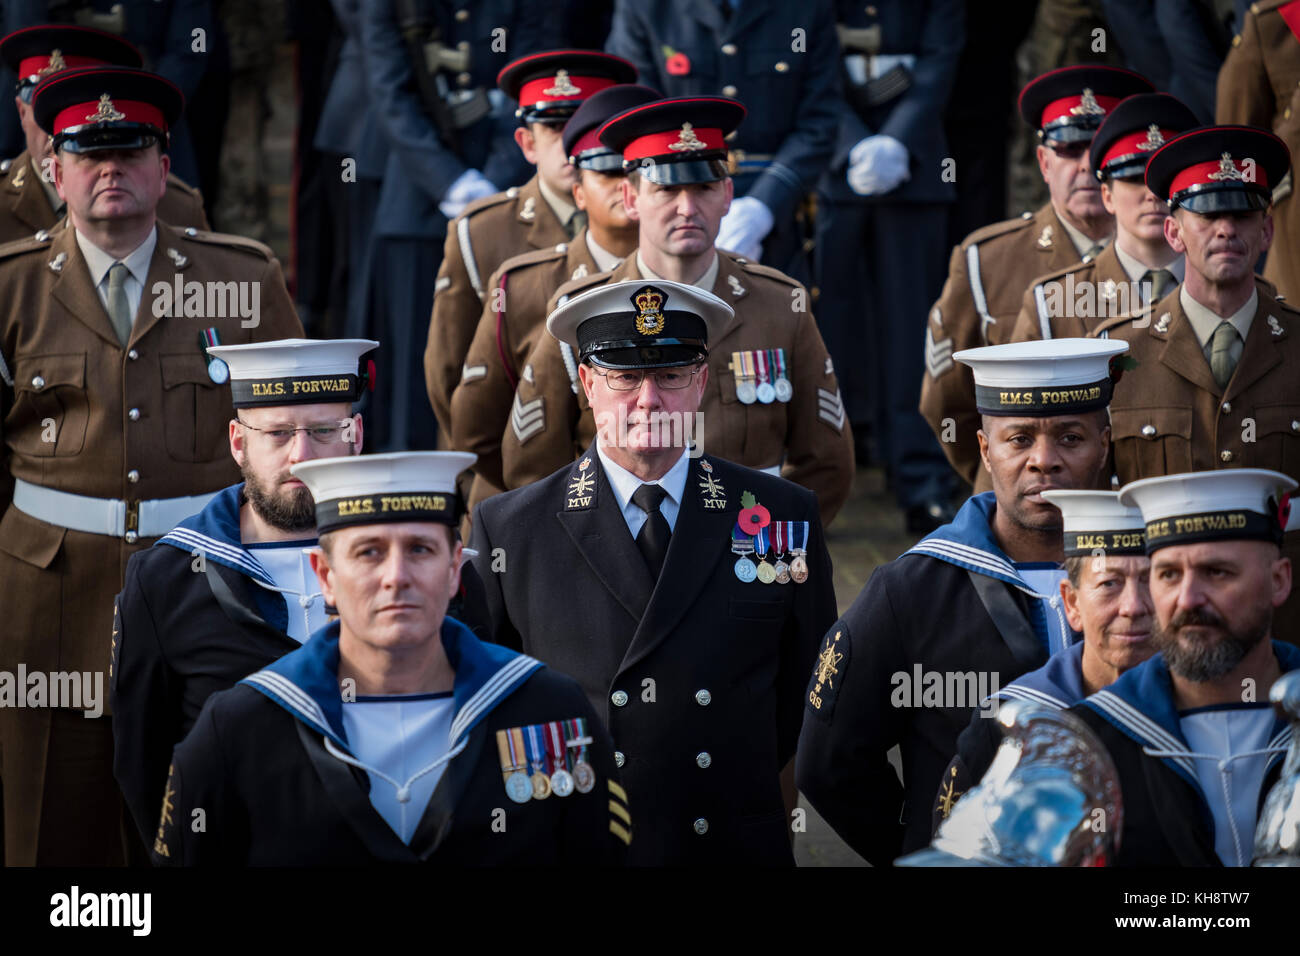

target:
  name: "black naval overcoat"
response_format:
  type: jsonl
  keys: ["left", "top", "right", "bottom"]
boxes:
{"left": 152, "top": 618, "right": 628, "bottom": 865}
{"left": 111, "top": 483, "right": 491, "bottom": 848}
{"left": 470, "top": 447, "right": 836, "bottom": 866}
{"left": 796, "top": 492, "right": 1075, "bottom": 865}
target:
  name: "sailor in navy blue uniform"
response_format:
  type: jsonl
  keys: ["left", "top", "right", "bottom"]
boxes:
{"left": 1069, "top": 468, "right": 1300, "bottom": 866}
{"left": 937, "top": 490, "right": 1155, "bottom": 826}
{"left": 796, "top": 338, "right": 1127, "bottom": 864}
{"left": 152, "top": 452, "right": 628, "bottom": 865}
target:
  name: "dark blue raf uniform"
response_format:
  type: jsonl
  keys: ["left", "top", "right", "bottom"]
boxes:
{"left": 358, "top": 0, "right": 541, "bottom": 450}
{"left": 814, "top": 0, "right": 964, "bottom": 531}
{"left": 604, "top": 0, "right": 843, "bottom": 277}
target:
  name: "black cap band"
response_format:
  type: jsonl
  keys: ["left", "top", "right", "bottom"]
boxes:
{"left": 231, "top": 373, "right": 361, "bottom": 408}
{"left": 974, "top": 377, "right": 1112, "bottom": 416}
{"left": 1064, "top": 529, "right": 1147, "bottom": 558}
{"left": 630, "top": 156, "right": 729, "bottom": 185}
{"left": 315, "top": 490, "right": 460, "bottom": 534}
{"left": 1144, "top": 509, "right": 1284, "bottom": 553}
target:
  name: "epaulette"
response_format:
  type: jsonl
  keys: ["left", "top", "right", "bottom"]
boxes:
{"left": 963, "top": 211, "right": 1036, "bottom": 249}
{"left": 1091, "top": 306, "right": 1151, "bottom": 337}
{"left": 0, "top": 158, "right": 11, "bottom": 174}
{"left": 734, "top": 255, "right": 801, "bottom": 288}
{"left": 1028, "top": 257, "right": 1097, "bottom": 291}
{"left": 174, "top": 227, "right": 274, "bottom": 260}
{"left": 0, "top": 231, "right": 57, "bottom": 261}
{"left": 497, "top": 243, "right": 571, "bottom": 276}
{"left": 165, "top": 173, "right": 203, "bottom": 199}
{"left": 1251, "top": 0, "right": 1287, "bottom": 16}
{"left": 553, "top": 267, "right": 611, "bottom": 302}
{"left": 459, "top": 187, "right": 519, "bottom": 222}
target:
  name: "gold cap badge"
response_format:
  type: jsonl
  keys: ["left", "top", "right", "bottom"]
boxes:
{"left": 39, "top": 49, "right": 66, "bottom": 77}
{"left": 1208, "top": 152, "right": 1246, "bottom": 182}
{"left": 1137, "top": 124, "right": 1164, "bottom": 151}
{"left": 543, "top": 70, "right": 581, "bottom": 97}
{"left": 86, "top": 93, "right": 126, "bottom": 124}
{"left": 1070, "top": 88, "right": 1105, "bottom": 117}
{"left": 634, "top": 286, "right": 666, "bottom": 335}
{"left": 668, "top": 122, "right": 707, "bottom": 152}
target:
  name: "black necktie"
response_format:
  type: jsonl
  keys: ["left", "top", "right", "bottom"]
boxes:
{"left": 631, "top": 484, "right": 671, "bottom": 578}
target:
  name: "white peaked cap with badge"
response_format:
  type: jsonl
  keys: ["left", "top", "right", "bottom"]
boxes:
{"left": 953, "top": 338, "right": 1129, "bottom": 416}
{"left": 1119, "top": 468, "right": 1299, "bottom": 545}
{"left": 206, "top": 338, "right": 379, "bottom": 408}
{"left": 547, "top": 278, "right": 734, "bottom": 368}
{"left": 291, "top": 451, "right": 477, "bottom": 535}
{"left": 1040, "top": 490, "right": 1144, "bottom": 533}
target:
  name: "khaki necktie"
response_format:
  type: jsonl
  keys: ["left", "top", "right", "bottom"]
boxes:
{"left": 1083, "top": 242, "right": 1105, "bottom": 262}
{"left": 568, "top": 210, "right": 587, "bottom": 239}
{"left": 1141, "top": 268, "right": 1176, "bottom": 304}
{"left": 1209, "top": 321, "right": 1240, "bottom": 390}
{"left": 106, "top": 262, "right": 132, "bottom": 346}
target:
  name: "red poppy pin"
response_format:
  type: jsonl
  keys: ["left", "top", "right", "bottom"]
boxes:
{"left": 737, "top": 491, "right": 771, "bottom": 535}
{"left": 662, "top": 45, "right": 691, "bottom": 76}
{"left": 1108, "top": 354, "right": 1138, "bottom": 385}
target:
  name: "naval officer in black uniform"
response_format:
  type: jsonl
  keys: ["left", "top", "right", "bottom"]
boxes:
{"left": 471, "top": 278, "right": 837, "bottom": 865}
{"left": 152, "top": 451, "right": 628, "bottom": 865}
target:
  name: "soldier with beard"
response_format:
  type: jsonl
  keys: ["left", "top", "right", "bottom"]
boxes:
{"left": 110, "top": 338, "right": 410, "bottom": 850}
{"left": 1067, "top": 468, "right": 1300, "bottom": 865}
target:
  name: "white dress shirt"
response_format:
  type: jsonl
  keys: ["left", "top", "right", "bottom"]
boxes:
{"left": 637, "top": 249, "right": 720, "bottom": 292}
{"left": 596, "top": 443, "right": 690, "bottom": 539}
{"left": 537, "top": 176, "right": 579, "bottom": 231}
{"left": 585, "top": 231, "right": 624, "bottom": 273}
{"left": 1058, "top": 215, "right": 1111, "bottom": 259}
{"left": 75, "top": 226, "right": 157, "bottom": 327}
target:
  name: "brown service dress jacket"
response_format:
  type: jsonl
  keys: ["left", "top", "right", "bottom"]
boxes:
{"left": 919, "top": 202, "right": 1090, "bottom": 491}
{"left": 1009, "top": 243, "right": 1156, "bottom": 342}
{"left": 499, "top": 251, "right": 855, "bottom": 526}
{"left": 424, "top": 174, "right": 570, "bottom": 438}
{"left": 1216, "top": 0, "right": 1300, "bottom": 302}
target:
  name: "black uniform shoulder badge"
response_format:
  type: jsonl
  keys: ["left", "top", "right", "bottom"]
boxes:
{"left": 564, "top": 455, "right": 597, "bottom": 510}
{"left": 805, "top": 622, "right": 850, "bottom": 721}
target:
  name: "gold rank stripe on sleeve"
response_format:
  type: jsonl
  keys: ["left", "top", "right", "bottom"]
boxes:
{"left": 608, "top": 779, "right": 632, "bottom": 845}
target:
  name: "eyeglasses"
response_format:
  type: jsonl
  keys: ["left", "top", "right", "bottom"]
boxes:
{"left": 591, "top": 365, "right": 702, "bottom": 391}
{"left": 236, "top": 418, "right": 354, "bottom": 446}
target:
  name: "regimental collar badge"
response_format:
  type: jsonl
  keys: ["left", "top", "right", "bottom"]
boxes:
{"left": 571, "top": 263, "right": 588, "bottom": 280}
{"left": 86, "top": 93, "right": 126, "bottom": 124}
{"left": 727, "top": 274, "right": 744, "bottom": 297}
{"left": 1100, "top": 278, "right": 1117, "bottom": 300}
{"left": 40, "top": 49, "right": 66, "bottom": 77}
{"left": 566, "top": 456, "right": 595, "bottom": 508}
{"left": 1268, "top": 315, "right": 1283, "bottom": 336}
{"left": 697, "top": 464, "right": 726, "bottom": 508}
{"left": 48, "top": 251, "right": 66, "bottom": 273}
{"left": 1208, "top": 152, "right": 1246, "bottom": 181}
{"left": 633, "top": 285, "right": 666, "bottom": 334}
{"left": 543, "top": 70, "right": 581, "bottom": 97}
{"left": 668, "top": 122, "right": 707, "bottom": 152}
{"left": 1070, "top": 88, "right": 1105, "bottom": 117}
{"left": 520, "top": 196, "right": 536, "bottom": 220}
{"left": 167, "top": 247, "right": 188, "bottom": 268}
{"left": 1154, "top": 312, "right": 1171, "bottom": 333}
{"left": 1138, "top": 124, "right": 1164, "bottom": 151}
{"left": 1037, "top": 224, "right": 1053, "bottom": 248}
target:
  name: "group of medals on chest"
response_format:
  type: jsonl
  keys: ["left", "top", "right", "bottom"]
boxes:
{"left": 730, "top": 486, "right": 809, "bottom": 585}
{"left": 730, "top": 348, "right": 793, "bottom": 404}
{"left": 496, "top": 718, "right": 596, "bottom": 804}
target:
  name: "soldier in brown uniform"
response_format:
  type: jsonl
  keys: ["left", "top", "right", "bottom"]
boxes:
{"left": 424, "top": 50, "right": 637, "bottom": 440}
{"left": 1091, "top": 125, "right": 1300, "bottom": 638}
{"left": 451, "top": 85, "right": 655, "bottom": 515}
{"left": 0, "top": 66, "right": 302, "bottom": 866}
{"left": 501, "top": 97, "right": 853, "bottom": 526}
{"left": 1011, "top": 94, "right": 1199, "bottom": 342}
{"left": 920, "top": 66, "right": 1152, "bottom": 493}
{"left": 0, "top": 25, "right": 207, "bottom": 244}
{"left": 1216, "top": 0, "right": 1300, "bottom": 303}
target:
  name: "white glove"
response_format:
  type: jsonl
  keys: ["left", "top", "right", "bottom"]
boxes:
{"left": 439, "top": 168, "right": 499, "bottom": 220}
{"left": 715, "top": 196, "right": 775, "bottom": 261}
{"left": 847, "top": 134, "right": 910, "bottom": 197}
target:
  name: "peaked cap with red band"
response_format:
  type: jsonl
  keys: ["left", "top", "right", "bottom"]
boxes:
{"left": 563, "top": 84, "right": 662, "bottom": 171}
{"left": 1018, "top": 65, "right": 1153, "bottom": 144}
{"left": 32, "top": 66, "right": 182, "bottom": 154}
{"left": 0, "top": 24, "right": 141, "bottom": 99}
{"left": 497, "top": 49, "right": 637, "bottom": 124}
{"left": 598, "top": 96, "right": 745, "bottom": 186}
{"left": 1089, "top": 93, "right": 1200, "bottom": 182}
{"left": 1145, "top": 125, "right": 1290, "bottom": 214}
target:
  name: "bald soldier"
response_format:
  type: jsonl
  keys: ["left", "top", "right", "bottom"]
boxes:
{"left": 450, "top": 84, "right": 656, "bottom": 514}
{"left": 1091, "top": 125, "right": 1300, "bottom": 640}
{"left": 424, "top": 50, "right": 637, "bottom": 440}
{"left": 920, "top": 66, "right": 1152, "bottom": 492}
{"left": 1216, "top": 0, "right": 1300, "bottom": 303}
{"left": 0, "top": 66, "right": 302, "bottom": 867}
{"left": 501, "top": 96, "right": 853, "bottom": 526}
{"left": 0, "top": 25, "right": 207, "bottom": 244}
{"left": 1010, "top": 94, "right": 1198, "bottom": 342}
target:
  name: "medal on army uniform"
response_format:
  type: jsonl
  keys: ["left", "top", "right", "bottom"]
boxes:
{"left": 733, "top": 350, "right": 757, "bottom": 404}
{"left": 772, "top": 349, "right": 793, "bottom": 403}
{"left": 754, "top": 525, "right": 776, "bottom": 583}
{"left": 568, "top": 717, "right": 596, "bottom": 794}
{"left": 772, "top": 521, "right": 791, "bottom": 584}
{"left": 497, "top": 727, "right": 533, "bottom": 803}
{"left": 200, "top": 328, "right": 229, "bottom": 384}
{"left": 731, "top": 526, "right": 757, "bottom": 582}
{"left": 546, "top": 721, "right": 574, "bottom": 797}
{"left": 525, "top": 724, "right": 552, "bottom": 799}
{"left": 755, "top": 349, "right": 775, "bottom": 404}
{"left": 789, "top": 521, "right": 810, "bottom": 584}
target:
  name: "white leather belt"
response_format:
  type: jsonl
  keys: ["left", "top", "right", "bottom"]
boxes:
{"left": 13, "top": 478, "right": 215, "bottom": 540}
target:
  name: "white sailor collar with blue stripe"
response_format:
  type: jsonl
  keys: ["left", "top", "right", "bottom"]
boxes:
{"left": 157, "top": 482, "right": 278, "bottom": 588}
{"left": 239, "top": 616, "right": 543, "bottom": 754}
{"left": 994, "top": 641, "right": 1088, "bottom": 711}
{"left": 1080, "top": 641, "right": 1300, "bottom": 792}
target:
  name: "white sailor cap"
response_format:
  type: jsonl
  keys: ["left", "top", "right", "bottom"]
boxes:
{"left": 206, "top": 338, "right": 379, "bottom": 408}
{"left": 1118, "top": 468, "right": 1297, "bottom": 553}
{"left": 1040, "top": 490, "right": 1146, "bottom": 557}
{"left": 953, "top": 338, "right": 1129, "bottom": 416}
{"left": 290, "top": 451, "right": 476, "bottom": 534}
{"left": 547, "top": 278, "right": 733, "bottom": 369}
